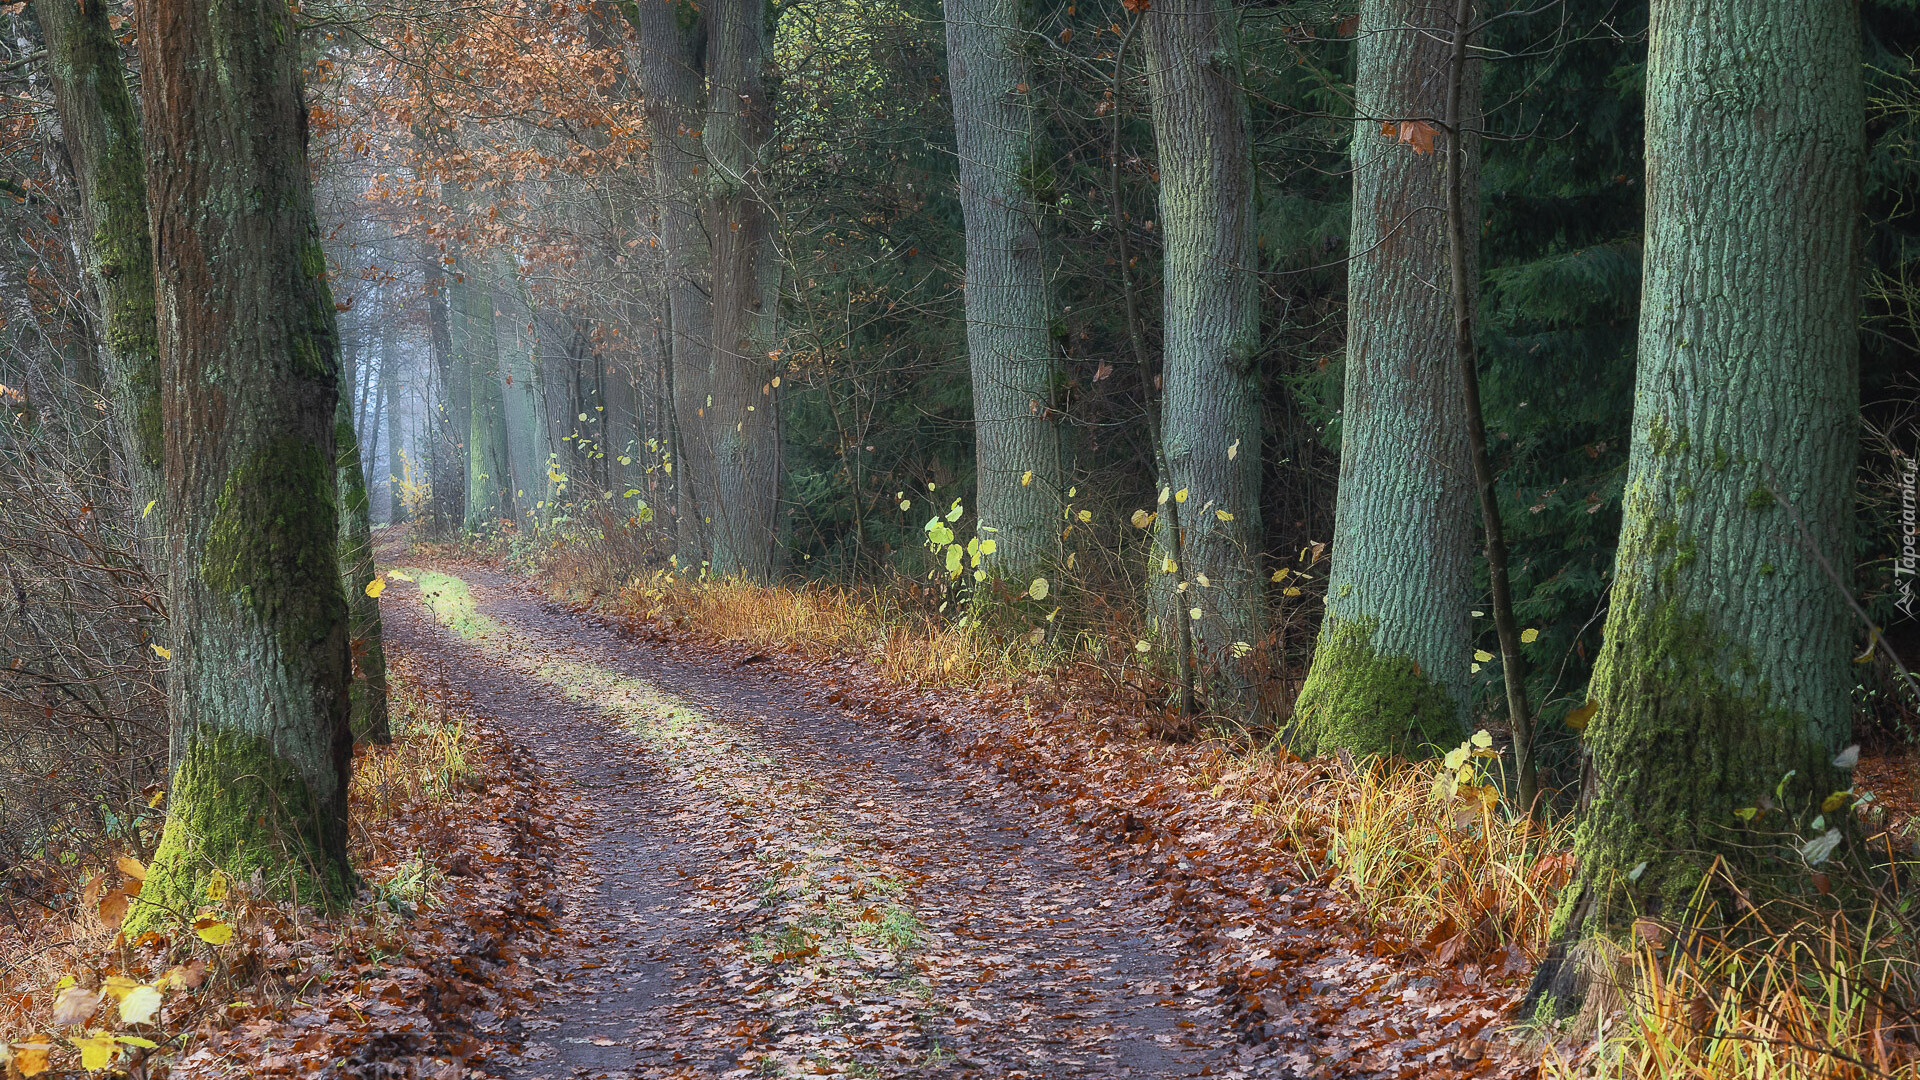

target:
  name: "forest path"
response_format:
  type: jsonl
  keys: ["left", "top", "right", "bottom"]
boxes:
{"left": 380, "top": 560, "right": 1265, "bottom": 1079}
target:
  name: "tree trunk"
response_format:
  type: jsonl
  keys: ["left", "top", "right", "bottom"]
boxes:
{"left": 423, "top": 253, "right": 465, "bottom": 534}
{"left": 703, "top": 0, "right": 782, "bottom": 580}
{"left": 455, "top": 259, "right": 512, "bottom": 529}
{"left": 31, "top": 0, "right": 163, "bottom": 517}
{"left": 382, "top": 312, "right": 407, "bottom": 523}
{"left": 943, "top": 0, "right": 1060, "bottom": 583}
{"left": 334, "top": 354, "right": 389, "bottom": 744}
{"left": 1142, "top": 0, "right": 1263, "bottom": 711}
{"left": 1528, "top": 0, "right": 1863, "bottom": 1014}
{"left": 621, "top": 0, "right": 715, "bottom": 566}
{"left": 132, "top": 0, "right": 357, "bottom": 919}
{"left": 1288, "top": 0, "right": 1476, "bottom": 759}
{"left": 496, "top": 264, "right": 544, "bottom": 520}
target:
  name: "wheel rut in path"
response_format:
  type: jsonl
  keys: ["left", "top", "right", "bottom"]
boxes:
{"left": 383, "top": 564, "right": 1268, "bottom": 1079}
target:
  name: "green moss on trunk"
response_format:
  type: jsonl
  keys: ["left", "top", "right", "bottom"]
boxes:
{"left": 129, "top": 730, "right": 354, "bottom": 930}
{"left": 202, "top": 438, "right": 347, "bottom": 657}
{"left": 1291, "top": 617, "right": 1464, "bottom": 759}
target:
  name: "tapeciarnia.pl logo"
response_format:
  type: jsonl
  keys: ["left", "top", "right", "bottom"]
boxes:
{"left": 1899, "top": 452, "right": 1917, "bottom": 621}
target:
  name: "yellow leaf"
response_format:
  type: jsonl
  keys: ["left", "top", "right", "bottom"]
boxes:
{"left": 1272, "top": 567, "right": 1290, "bottom": 583}
{"left": 14, "top": 1043, "right": 52, "bottom": 1077}
{"left": 116, "top": 856, "right": 147, "bottom": 881}
{"left": 1028, "top": 577, "right": 1050, "bottom": 601}
{"left": 1188, "top": 607, "right": 1202, "bottom": 620}
{"left": 206, "top": 867, "right": 229, "bottom": 902}
{"left": 73, "top": 1034, "right": 117, "bottom": 1070}
{"left": 147, "top": 787, "right": 165, "bottom": 808}
{"left": 1821, "top": 790, "right": 1852, "bottom": 814}
{"left": 365, "top": 578, "right": 386, "bottom": 598}
{"left": 101, "top": 976, "right": 139, "bottom": 1002}
{"left": 1564, "top": 699, "right": 1598, "bottom": 732}
{"left": 979, "top": 539, "right": 996, "bottom": 555}
{"left": 1215, "top": 509, "right": 1233, "bottom": 521}
{"left": 1520, "top": 627, "right": 1539, "bottom": 643}
{"left": 1077, "top": 509, "right": 1092, "bottom": 523}
{"left": 151, "top": 644, "right": 170, "bottom": 661}
{"left": 1226, "top": 438, "right": 1239, "bottom": 460}
{"left": 1161, "top": 557, "right": 1178, "bottom": 574}
{"left": 193, "top": 918, "right": 233, "bottom": 946}
{"left": 1021, "top": 470, "right": 1033, "bottom": 486}
{"left": 141, "top": 500, "right": 157, "bottom": 518}
{"left": 386, "top": 570, "right": 413, "bottom": 582}
{"left": 1283, "top": 587, "right": 1302, "bottom": 597}
{"left": 1130, "top": 509, "right": 1153, "bottom": 529}
{"left": 118, "top": 985, "right": 162, "bottom": 1025}
{"left": 1174, "top": 488, "right": 1189, "bottom": 503}
{"left": 1474, "top": 650, "right": 1494, "bottom": 662}
{"left": 1135, "top": 640, "right": 1151, "bottom": 653}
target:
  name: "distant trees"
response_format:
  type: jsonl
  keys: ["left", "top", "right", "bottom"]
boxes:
{"left": 133, "top": 0, "right": 357, "bottom": 915}
{"left": 1529, "top": 0, "right": 1865, "bottom": 1010}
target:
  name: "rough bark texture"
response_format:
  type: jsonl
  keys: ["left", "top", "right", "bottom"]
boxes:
{"left": 944, "top": 0, "right": 1060, "bottom": 582}
{"left": 32, "top": 0, "right": 163, "bottom": 514}
{"left": 133, "top": 0, "right": 356, "bottom": 919}
{"left": 456, "top": 259, "right": 512, "bottom": 529}
{"left": 1142, "top": 0, "right": 1264, "bottom": 709}
{"left": 624, "top": 0, "right": 716, "bottom": 566}
{"left": 702, "top": 0, "right": 782, "bottom": 580}
{"left": 1529, "top": 0, "right": 1863, "bottom": 1014}
{"left": 1290, "top": 0, "right": 1475, "bottom": 759}
{"left": 334, "top": 359, "right": 389, "bottom": 743}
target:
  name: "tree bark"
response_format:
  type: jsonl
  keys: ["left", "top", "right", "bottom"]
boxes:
{"left": 31, "top": 0, "right": 163, "bottom": 517}
{"left": 1528, "top": 0, "right": 1863, "bottom": 1014}
{"left": 1142, "top": 0, "right": 1264, "bottom": 711}
{"left": 703, "top": 0, "right": 782, "bottom": 580}
{"left": 132, "top": 0, "right": 357, "bottom": 919}
{"left": 943, "top": 0, "right": 1060, "bottom": 583}
{"left": 621, "top": 0, "right": 715, "bottom": 566}
{"left": 1289, "top": 0, "right": 1475, "bottom": 759}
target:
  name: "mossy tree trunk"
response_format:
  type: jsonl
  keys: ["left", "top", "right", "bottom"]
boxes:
{"left": 496, "top": 265, "right": 544, "bottom": 520}
{"left": 31, "top": 0, "right": 163, "bottom": 520}
{"left": 1288, "top": 0, "right": 1476, "bottom": 759}
{"left": 622, "top": 0, "right": 716, "bottom": 566}
{"left": 703, "top": 0, "right": 782, "bottom": 580}
{"left": 334, "top": 356, "right": 389, "bottom": 744}
{"left": 944, "top": 0, "right": 1061, "bottom": 583}
{"left": 455, "top": 258, "right": 513, "bottom": 530}
{"left": 133, "top": 0, "right": 357, "bottom": 920}
{"left": 1142, "top": 0, "right": 1264, "bottom": 711}
{"left": 1528, "top": 0, "right": 1863, "bottom": 1014}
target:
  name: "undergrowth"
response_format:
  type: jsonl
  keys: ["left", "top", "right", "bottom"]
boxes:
{"left": 530, "top": 528, "right": 1920, "bottom": 1080}
{"left": 0, "top": 663, "right": 494, "bottom": 1074}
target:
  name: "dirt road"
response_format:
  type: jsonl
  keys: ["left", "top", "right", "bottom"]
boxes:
{"left": 382, "top": 564, "right": 1268, "bottom": 1079}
